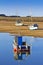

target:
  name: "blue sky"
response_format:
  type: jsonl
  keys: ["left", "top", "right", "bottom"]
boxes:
{"left": 0, "top": 0, "right": 43, "bottom": 16}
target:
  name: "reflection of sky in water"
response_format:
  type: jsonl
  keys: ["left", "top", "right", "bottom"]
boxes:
{"left": 0, "top": 33, "right": 43, "bottom": 65}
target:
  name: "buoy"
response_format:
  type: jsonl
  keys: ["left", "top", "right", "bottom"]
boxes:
{"left": 14, "top": 48, "right": 17, "bottom": 52}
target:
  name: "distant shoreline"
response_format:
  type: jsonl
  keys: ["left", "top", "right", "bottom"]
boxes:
{"left": 0, "top": 15, "right": 43, "bottom": 22}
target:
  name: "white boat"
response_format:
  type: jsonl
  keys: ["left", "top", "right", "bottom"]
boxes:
{"left": 28, "top": 24, "right": 38, "bottom": 30}
{"left": 15, "top": 20, "right": 23, "bottom": 26}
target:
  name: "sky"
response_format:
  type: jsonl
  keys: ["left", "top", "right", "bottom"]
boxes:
{"left": 0, "top": 0, "right": 43, "bottom": 16}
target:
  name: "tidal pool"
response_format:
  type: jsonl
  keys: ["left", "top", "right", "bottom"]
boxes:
{"left": 0, "top": 33, "right": 43, "bottom": 65}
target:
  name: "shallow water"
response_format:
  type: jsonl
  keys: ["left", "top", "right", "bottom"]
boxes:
{"left": 0, "top": 33, "right": 43, "bottom": 65}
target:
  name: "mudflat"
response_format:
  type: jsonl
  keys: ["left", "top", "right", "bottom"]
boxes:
{"left": 0, "top": 17, "right": 43, "bottom": 37}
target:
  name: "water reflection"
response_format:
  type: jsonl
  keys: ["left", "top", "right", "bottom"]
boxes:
{"left": 0, "top": 33, "right": 43, "bottom": 65}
